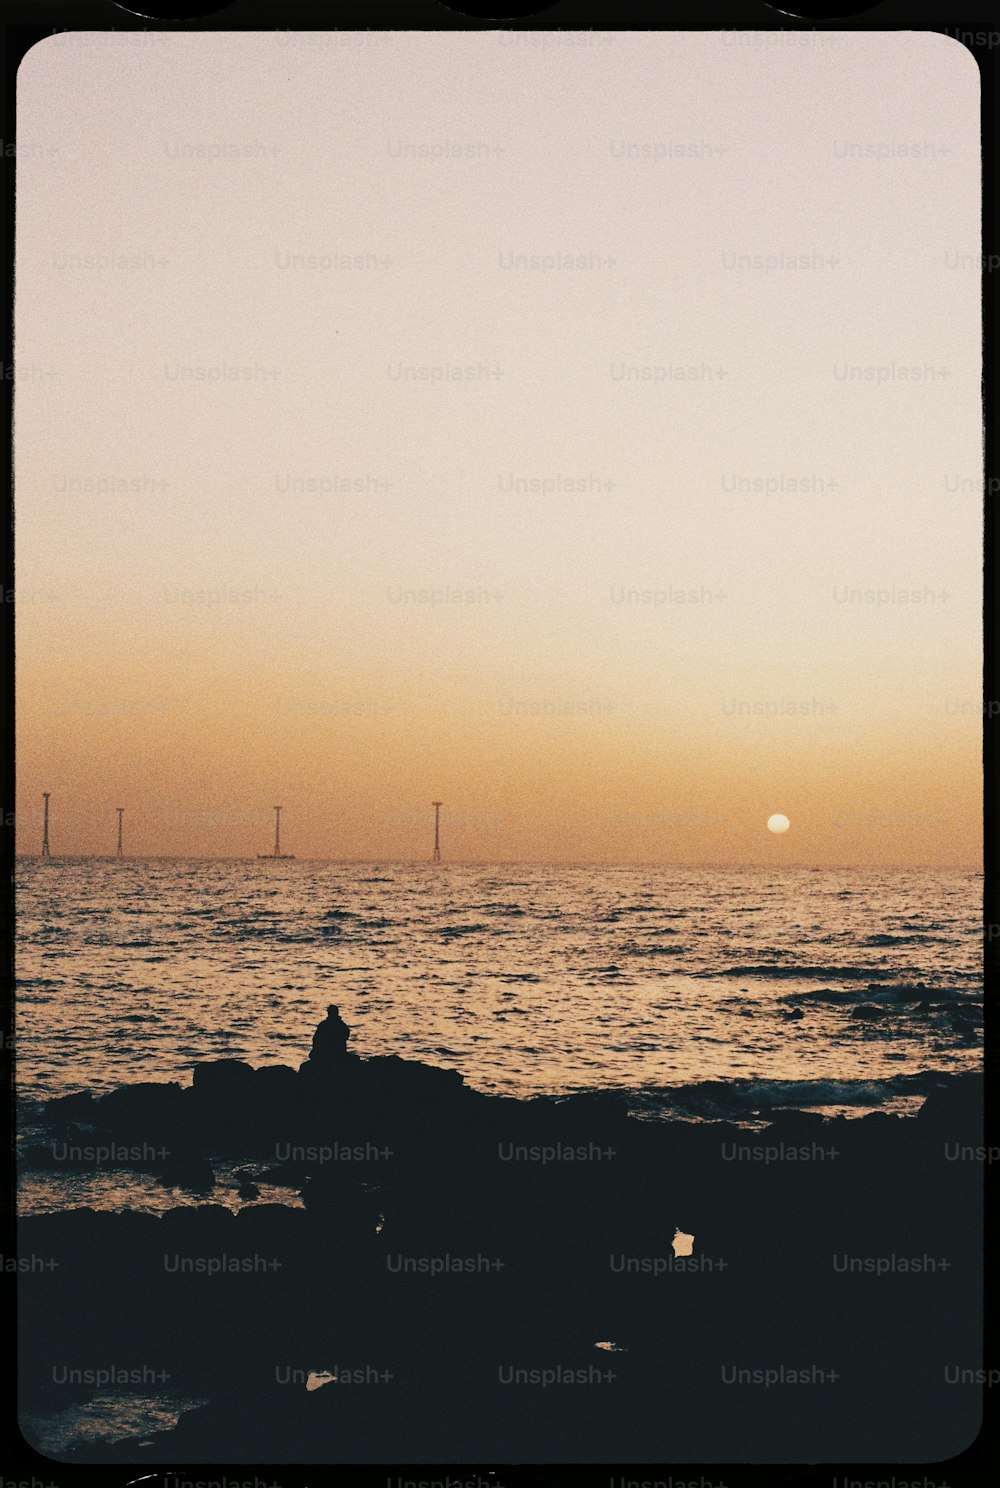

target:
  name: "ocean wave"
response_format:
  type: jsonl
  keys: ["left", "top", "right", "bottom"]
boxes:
{"left": 617, "top": 1071, "right": 958, "bottom": 1121}
{"left": 862, "top": 932, "right": 950, "bottom": 946}
{"left": 619, "top": 942, "right": 684, "bottom": 956}
{"left": 603, "top": 909, "right": 687, "bottom": 923}
{"left": 711, "top": 964, "right": 906, "bottom": 980}
{"left": 778, "top": 984, "right": 980, "bottom": 1006}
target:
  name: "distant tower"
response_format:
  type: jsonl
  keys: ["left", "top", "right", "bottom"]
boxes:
{"left": 41, "top": 792, "right": 50, "bottom": 857}
{"left": 258, "top": 804, "right": 294, "bottom": 859}
{"left": 116, "top": 807, "right": 125, "bottom": 858}
{"left": 432, "top": 801, "right": 442, "bottom": 863}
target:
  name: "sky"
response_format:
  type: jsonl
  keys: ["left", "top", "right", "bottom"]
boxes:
{"left": 14, "top": 30, "right": 982, "bottom": 865}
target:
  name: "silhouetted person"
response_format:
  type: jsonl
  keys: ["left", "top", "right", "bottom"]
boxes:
{"left": 301, "top": 1003, "right": 352, "bottom": 1074}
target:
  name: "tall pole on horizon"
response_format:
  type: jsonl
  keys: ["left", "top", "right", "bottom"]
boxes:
{"left": 41, "top": 793, "right": 50, "bottom": 858}
{"left": 116, "top": 807, "right": 124, "bottom": 858}
{"left": 274, "top": 805, "right": 282, "bottom": 856}
{"left": 432, "top": 801, "right": 442, "bottom": 863}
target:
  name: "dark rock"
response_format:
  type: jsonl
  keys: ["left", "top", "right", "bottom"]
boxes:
{"left": 42, "top": 1090, "right": 95, "bottom": 1122}
{"left": 192, "top": 1059, "right": 256, "bottom": 1099}
{"left": 782, "top": 1007, "right": 805, "bottom": 1020}
{"left": 917, "top": 1076, "right": 983, "bottom": 1133}
{"left": 17, "top": 1142, "right": 59, "bottom": 1170}
{"left": 158, "top": 1151, "right": 216, "bottom": 1192}
{"left": 19, "top": 1003, "right": 983, "bottom": 1463}
{"left": 765, "top": 1107, "right": 830, "bottom": 1141}
{"left": 93, "top": 1080, "right": 185, "bottom": 1128}
{"left": 362, "top": 1052, "right": 466, "bottom": 1099}
{"left": 851, "top": 1003, "right": 887, "bottom": 1020}
{"left": 254, "top": 1064, "right": 299, "bottom": 1096}
{"left": 855, "top": 1110, "right": 900, "bottom": 1130}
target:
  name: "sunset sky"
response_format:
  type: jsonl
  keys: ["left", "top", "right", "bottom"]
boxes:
{"left": 15, "top": 31, "right": 982, "bottom": 865}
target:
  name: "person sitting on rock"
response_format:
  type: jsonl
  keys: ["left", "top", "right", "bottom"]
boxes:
{"left": 306, "top": 1004, "right": 352, "bottom": 1067}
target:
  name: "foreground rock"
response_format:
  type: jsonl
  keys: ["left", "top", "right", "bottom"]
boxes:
{"left": 17, "top": 1008, "right": 983, "bottom": 1463}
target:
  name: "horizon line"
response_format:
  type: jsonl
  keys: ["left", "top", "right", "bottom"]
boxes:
{"left": 14, "top": 853, "right": 984, "bottom": 872}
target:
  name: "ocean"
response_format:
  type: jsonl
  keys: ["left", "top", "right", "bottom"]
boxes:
{"left": 17, "top": 858, "right": 981, "bottom": 1124}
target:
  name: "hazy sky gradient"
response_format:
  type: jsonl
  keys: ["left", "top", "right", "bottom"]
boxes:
{"left": 15, "top": 31, "right": 982, "bottom": 864}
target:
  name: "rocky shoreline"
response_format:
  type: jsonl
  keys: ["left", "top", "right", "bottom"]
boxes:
{"left": 18, "top": 1007, "right": 983, "bottom": 1462}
